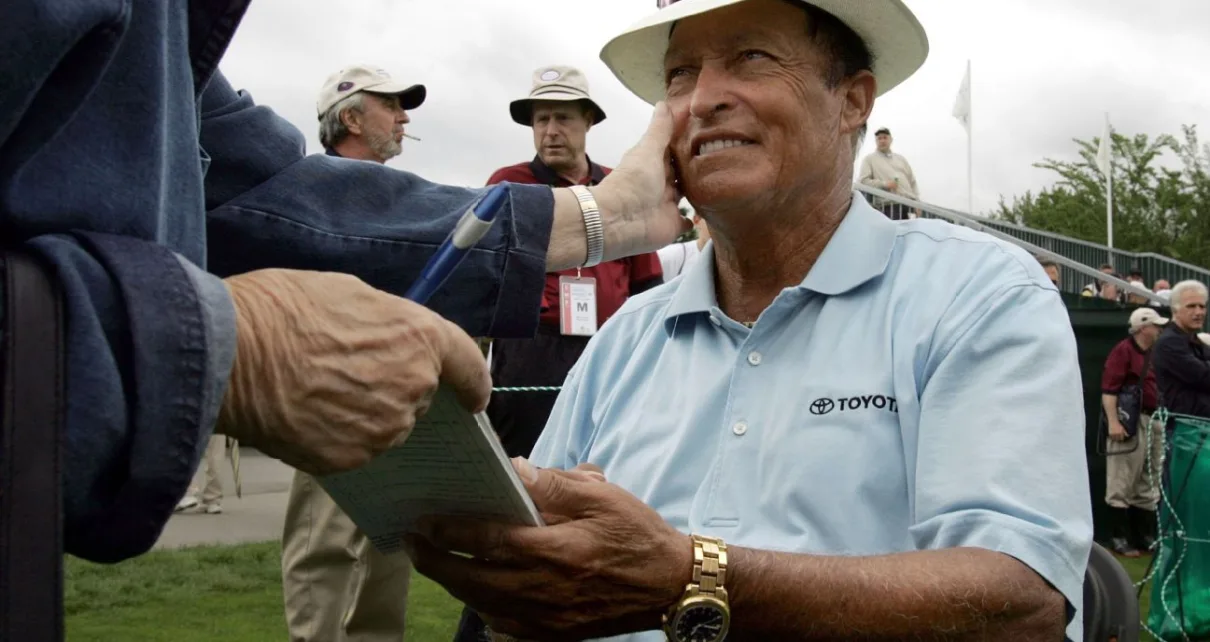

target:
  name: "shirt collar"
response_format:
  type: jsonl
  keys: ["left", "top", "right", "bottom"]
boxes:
{"left": 528, "top": 155, "right": 607, "bottom": 186}
{"left": 325, "top": 147, "right": 342, "bottom": 158}
{"left": 664, "top": 192, "right": 898, "bottom": 332}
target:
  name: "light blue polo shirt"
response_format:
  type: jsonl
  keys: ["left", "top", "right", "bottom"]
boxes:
{"left": 529, "top": 194, "right": 1094, "bottom": 642}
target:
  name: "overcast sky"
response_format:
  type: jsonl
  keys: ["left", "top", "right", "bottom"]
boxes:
{"left": 220, "top": 0, "right": 1210, "bottom": 216}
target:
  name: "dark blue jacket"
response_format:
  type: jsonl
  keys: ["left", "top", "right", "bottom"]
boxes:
{"left": 1, "top": 0, "right": 554, "bottom": 563}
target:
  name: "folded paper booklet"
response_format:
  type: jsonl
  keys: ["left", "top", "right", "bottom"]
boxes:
{"left": 318, "top": 387, "right": 545, "bottom": 555}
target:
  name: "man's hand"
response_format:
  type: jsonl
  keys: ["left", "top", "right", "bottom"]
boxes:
{"left": 1108, "top": 420, "right": 1128, "bottom": 442}
{"left": 407, "top": 458, "right": 692, "bottom": 641}
{"left": 216, "top": 268, "right": 491, "bottom": 475}
{"left": 885, "top": 180, "right": 898, "bottom": 192}
{"left": 592, "top": 101, "right": 691, "bottom": 261}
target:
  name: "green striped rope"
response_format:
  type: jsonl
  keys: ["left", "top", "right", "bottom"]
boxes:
{"left": 492, "top": 386, "right": 562, "bottom": 393}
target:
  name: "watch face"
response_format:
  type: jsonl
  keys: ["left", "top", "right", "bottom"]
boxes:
{"left": 674, "top": 603, "right": 727, "bottom": 642}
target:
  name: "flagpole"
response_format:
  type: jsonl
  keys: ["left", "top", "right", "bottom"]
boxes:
{"left": 1105, "top": 112, "right": 1114, "bottom": 250}
{"left": 966, "top": 60, "right": 973, "bottom": 215}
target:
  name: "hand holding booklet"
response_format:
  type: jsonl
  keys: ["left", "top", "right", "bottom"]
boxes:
{"left": 317, "top": 183, "right": 543, "bottom": 555}
{"left": 318, "top": 386, "right": 545, "bottom": 555}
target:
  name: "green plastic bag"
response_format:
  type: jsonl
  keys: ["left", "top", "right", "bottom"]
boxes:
{"left": 1147, "top": 412, "right": 1210, "bottom": 640}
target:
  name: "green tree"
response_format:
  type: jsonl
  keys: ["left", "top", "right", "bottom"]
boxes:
{"left": 996, "top": 124, "right": 1210, "bottom": 267}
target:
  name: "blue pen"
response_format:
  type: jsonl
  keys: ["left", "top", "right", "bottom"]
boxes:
{"left": 404, "top": 183, "right": 509, "bottom": 304}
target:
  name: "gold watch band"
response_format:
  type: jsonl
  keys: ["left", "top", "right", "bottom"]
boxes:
{"left": 693, "top": 534, "right": 728, "bottom": 595}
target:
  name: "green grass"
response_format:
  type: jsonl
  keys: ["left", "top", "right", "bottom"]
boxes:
{"left": 64, "top": 542, "right": 1166, "bottom": 641}
{"left": 65, "top": 541, "right": 462, "bottom": 642}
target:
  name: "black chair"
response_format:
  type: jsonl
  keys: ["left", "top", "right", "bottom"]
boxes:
{"left": 1083, "top": 541, "right": 1140, "bottom": 641}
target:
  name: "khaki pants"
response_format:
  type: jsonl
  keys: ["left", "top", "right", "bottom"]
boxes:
{"left": 1105, "top": 413, "right": 1165, "bottom": 510}
{"left": 188, "top": 435, "right": 224, "bottom": 505}
{"left": 282, "top": 469, "right": 412, "bottom": 642}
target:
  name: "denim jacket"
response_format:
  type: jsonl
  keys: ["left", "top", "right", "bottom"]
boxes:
{"left": 1, "top": 0, "right": 554, "bottom": 563}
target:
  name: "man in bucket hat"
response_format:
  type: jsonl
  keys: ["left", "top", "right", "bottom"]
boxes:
{"left": 412, "top": 1, "right": 1091, "bottom": 641}
{"left": 480, "top": 65, "right": 663, "bottom": 461}
{"left": 450, "top": 67, "right": 665, "bottom": 640}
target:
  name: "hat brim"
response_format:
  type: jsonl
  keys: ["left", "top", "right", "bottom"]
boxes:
{"left": 600, "top": 0, "right": 929, "bottom": 105}
{"left": 364, "top": 82, "right": 427, "bottom": 110}
{"left": 510, "top": 94, "right": 608, "bottom": 126}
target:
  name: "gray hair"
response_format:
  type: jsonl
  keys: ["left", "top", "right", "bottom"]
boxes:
{"left": 318, "top": 92, "right": 366, "bottom": 149}
{"left": 1170, "top": 280, "right": 1208, "bottom": 308}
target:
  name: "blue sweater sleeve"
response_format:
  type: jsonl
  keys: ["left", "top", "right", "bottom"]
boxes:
{"left": 199, "top": 71, "right": 553, "bottom": 337}
{"left": 25, "top": 233, "right": 236, "bottom": 564}
{"left": 1, "top": 0, "right": 239, "bottom": 563}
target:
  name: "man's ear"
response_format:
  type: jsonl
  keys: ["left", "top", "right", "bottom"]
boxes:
{"left": 340, "top": 107, "right": 363, "bottom": 136}
{"left": 841, "top": 70, "right": 876, "bottom": 140}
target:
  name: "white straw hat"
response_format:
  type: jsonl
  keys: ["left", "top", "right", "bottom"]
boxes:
{"left": 600, "top": 0, "right": 929, "bottom": 105}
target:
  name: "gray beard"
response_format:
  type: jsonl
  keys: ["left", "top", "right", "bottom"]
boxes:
{"left": 367, "top": 129, "right": 402, "bottom": 162}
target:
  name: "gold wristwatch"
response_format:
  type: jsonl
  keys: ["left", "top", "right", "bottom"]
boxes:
{"left": 663, "top": 534, "right": 730, "bottom": 642}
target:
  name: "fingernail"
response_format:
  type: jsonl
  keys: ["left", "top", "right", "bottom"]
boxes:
{"left": 512, "top": 457, "right": 539, "bottom": 483}
{"left": 585, "top": 471, "right": 607, "bottom": 483}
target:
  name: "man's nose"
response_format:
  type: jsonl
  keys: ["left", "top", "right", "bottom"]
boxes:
{"left": 397, "top": 110, "right": 410, "bottom": 125}
{"left": 689, "top": 63, "right": 736, "bottom": 122}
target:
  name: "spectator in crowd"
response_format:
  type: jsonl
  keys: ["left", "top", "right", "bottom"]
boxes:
{"left": 1127, "top": 269, "right": 1145, "bottom": 286}
{"left": 1100, "top": 308, "right": 1166, "bottom": 557}
{"left": 1037, "top": 257, "right": 1061, "bottom": 288}
{"left": 657, "top": 211, "right": 711, "bottom": 281}
{"left": 315, "top": 64, "right": 426, "bottom": 162}
{"left": 3, "top": 0, "right": 690, "bottom": 618}
{"left": 1153, "top": 280, "right": 1210, "bottom": 426}
{"left": 173, "top": 437, "right": 226, "bottom": 514}
{"left": 481, "top": 65, "right": 664, "bottom": 457}
{"left": 1082, "top": 263, "right": 1116, "bottom": 297}
{"left": 452, "top": 64, "right": 665, "bottom": 642}
{"left": 412, "top": 1, "right": 1091, "bottom": 640}
{"left": 278, "top": 65, "right": 427, "bottom": 642}
{"left": 1153, "top": 279, "right": 1172, "bottom": 305}
{"left": 1125, "top": 283, "right": 1152, "bottom": 306}
{"left": 858, "top": 127, "right": 919, "bottom": 220}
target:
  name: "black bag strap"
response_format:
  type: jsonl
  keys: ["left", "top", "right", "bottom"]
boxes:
{"left": 1139, "top": 348, "right": 1154, "bottom": 388}
{"left": 1, "top": 249, "right": 65, "bottom": 641}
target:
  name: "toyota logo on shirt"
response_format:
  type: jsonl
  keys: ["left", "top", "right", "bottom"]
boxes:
{"left": 809, "top": 394, "right": 899, "bottom": 415}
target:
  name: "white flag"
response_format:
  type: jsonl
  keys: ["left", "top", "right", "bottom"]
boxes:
{"left": 1097, "top": 114, "right": 1112, "bottom": 176}
{"left": 952, "top": 60, "right": 971, "bottom": 134}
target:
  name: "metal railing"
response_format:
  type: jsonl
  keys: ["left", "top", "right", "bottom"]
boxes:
{"left": 854, "top": 184, "right": 1184, "bottom": 306}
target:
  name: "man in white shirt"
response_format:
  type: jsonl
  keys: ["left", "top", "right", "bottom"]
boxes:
{"left": 858, "top": 127, "right": 919, "bottom": 220}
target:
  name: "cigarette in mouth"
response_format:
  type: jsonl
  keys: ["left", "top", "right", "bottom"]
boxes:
{"left": 403, "top": 133, "right": 421, "bottom": 141}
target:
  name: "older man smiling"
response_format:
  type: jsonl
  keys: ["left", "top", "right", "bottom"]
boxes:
{"left": 409, "top": 1, "right": 1093, "bottom": 641}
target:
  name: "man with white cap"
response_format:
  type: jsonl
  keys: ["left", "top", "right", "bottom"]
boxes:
{"left": 1100, "top": 307, "right": 1166, "bottom": 558}
{"left": 410, "top": 1, "right": 1092, "bottom": 640}
{"left": 274, "top": 64, "right": 429, "bottom": 642}
{"left": 315, "top": 64, "right": 425, "bottom": 163}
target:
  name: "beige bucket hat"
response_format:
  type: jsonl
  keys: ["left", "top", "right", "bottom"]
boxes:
{"left": 509, "top": 65, "right": 608, "bottom": 126}
{"left": 599, "top": 0, "right": 929, "bottom": 105}
{"left": 316, "top": 64, "right": 426, "bottom": 118}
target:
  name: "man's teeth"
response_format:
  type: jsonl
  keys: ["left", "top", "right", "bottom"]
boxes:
{"left": 698, "top": 139, "right": 751, "bottom": 156}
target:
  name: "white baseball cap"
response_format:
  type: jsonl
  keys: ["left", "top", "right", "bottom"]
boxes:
{"left": 1129, "top": 307, "right": 1169, "bottom": 332}
{"left": 316, "top": 65, "right": 426, "bottom": 118}
{"left": 599, "top": 0, "right": 929, "bottom": 105}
